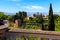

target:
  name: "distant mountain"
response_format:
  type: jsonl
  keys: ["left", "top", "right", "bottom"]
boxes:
{"left": 27, "top": 12, "right": 60, "bottom": 16}
{"left": 53, "top": 12, "right": 60, "bottom": 14}
{"left": 4, "top": 12, "right": 16, "bottom": 15}
{"left": 4, "top": 12, "right": 60, "bottom": 16}
{"left": 27, "top": 12, "right": 48, "bottom": 16}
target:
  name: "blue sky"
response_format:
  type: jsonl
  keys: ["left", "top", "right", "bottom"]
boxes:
{"left": 0, "top": 0, "right": 60, "bottom": 13}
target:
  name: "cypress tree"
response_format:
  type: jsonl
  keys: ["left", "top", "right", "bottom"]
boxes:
{"left": 41, "top": 14, "right": 44, "bottom": 30}
{"left": 38, "top": 14, "right": 44, "bottom": 30}
{"left": 48, "top": 3, "right": 55, "bottom": 31}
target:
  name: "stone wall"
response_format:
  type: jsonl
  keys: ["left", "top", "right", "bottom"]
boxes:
{"left": 6, "top": 28, "right": 60, "bottom": 40}
{"left": 0, "top": 29, "right": 6, "bottom": 37}
{"left": 0, "top": 25, "right": 8, "bottom": 40}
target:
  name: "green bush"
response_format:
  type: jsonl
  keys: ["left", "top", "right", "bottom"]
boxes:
{"left": 9, "top": 22, "right": 14, "bottom": 27}
{"left": 6, "top": 37, "right": 40, "bottom": 40}
{"left": 18, "top": 25, "right": 41, "bottom": 29}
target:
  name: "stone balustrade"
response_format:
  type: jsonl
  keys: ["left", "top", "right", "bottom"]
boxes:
{"left": 6, "top": 28, "right": 60, "bottom": 40}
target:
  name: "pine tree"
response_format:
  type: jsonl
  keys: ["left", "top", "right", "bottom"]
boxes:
{"left": 48, "top": 3, "right": 55, "bottom": 31}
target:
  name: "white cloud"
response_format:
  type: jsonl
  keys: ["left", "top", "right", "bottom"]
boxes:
{"left": 19, "top": 5, "right": 46, "bottom": 12}
{"left": 23, "top": 6, "right": 45, "bottom": 10}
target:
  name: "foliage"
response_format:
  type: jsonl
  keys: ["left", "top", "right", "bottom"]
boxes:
{"left": 57, "top": 16, "right": 60, "bottom": 21}
{"left": 33, "top": 14, "right": 36, "bottom": 17}
{"left": 6, "top": 37, "right": 41, "bottom": 40}
{"left": 18, "top": 25, "right": 41, "bottom": 29}
{"left": 9, "top": 22, "right": 14, "bottom": 27}
{"left": 15, "top": 11, "right": 27, "bottom": 26}
{"left": 36, "top": 14, "right": 43, "bottom": 23}
{"left": 28, "top": 36, "right": 40, "bottom": 40}
{"left": 48, "top": 3, "right": 55, "bottom": 31}
{"left": 16, "top": 11, "right": 27, "bottom": 19}
{"left": 0, "top": 12, "right": 14, "bottom": 22}
{"left": 53, "top": 14, "right": 59, "bottom": 21}
{"left": 40, "top": 14, "right": 45, "bottom": 30}
{"left": 7, "top": 15, "right": 14, "bottom": 22}
{"left": 0, "top": 12, "right": 5, "bottom": 20}
{"left": 29, "top": 17, "right": 36, "bottom": 22}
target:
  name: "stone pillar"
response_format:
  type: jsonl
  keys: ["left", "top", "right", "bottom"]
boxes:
{"left": 14, "top": 20, "right": 18, "bottom": 28}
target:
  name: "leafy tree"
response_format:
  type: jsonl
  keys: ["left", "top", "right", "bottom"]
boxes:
{"left": 33, "top": 14, "right": 36, "bottom": 17}
{"left": 36, "top": 14, "right": 43, "bottom": 24}
{"left": 3, "top": 15, "right": 8, "bottom": 20}
{"left": 7, "top": 15, "right": 14, "bottom": 22}
{"left": 40, "top": 14, "right": 44, "bottom": 30}
{"left": 17, "top": 11, "right": 27, "bottom": 19}
{"left": 53, "top": 14, "right": 59, "bottom": 21}
{"left": 0, "top": 12, "right": 5, "bottom": 20}
{"left": 48, "top": 3, "right": 55, "bottom": 31}
{"left": 15, "top": 11, "right": 27, "bottom": 19}
{"left": 15, "top": 11, "right": 27, "bottom": 26}
{"left": 57, "top": 16, "right": 60, "bottom": 21}
{"left": 35, "top": 13, "right": 45, "bottom": 30}
{"left": 0, "top": 12, "right": 12, "bottom": 21}
{"left": 18, "top": 11, "right": 27, "bottom": 24}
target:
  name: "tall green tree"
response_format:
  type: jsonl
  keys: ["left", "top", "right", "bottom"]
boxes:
{"left": 48, "top": 3, "right": 55, "bottom": 31}
{"left": 40, "top": 14, "right": 44, "bottom": 30}
{"left": 16, "top": 11, "right": 27, "bottom": 19}
{"left": 18, "top": 11, "right": 27, "bottom": 22}
{"left": 53, "top": 14, "right": 59, "bottom": 21}
{"left": 36, "top": 13, "right": 44, "bottom": 29}
{"left": 15, "top": 11, "right": 27, "bottom": 26}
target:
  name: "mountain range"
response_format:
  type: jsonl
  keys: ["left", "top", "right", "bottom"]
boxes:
{"left": 4, "top": 12, "right": 60, "bottom": 16}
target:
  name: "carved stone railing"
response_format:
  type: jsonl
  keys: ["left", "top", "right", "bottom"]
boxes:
{"left": 6, "top": 28, "right": 60, "bottom": 40}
